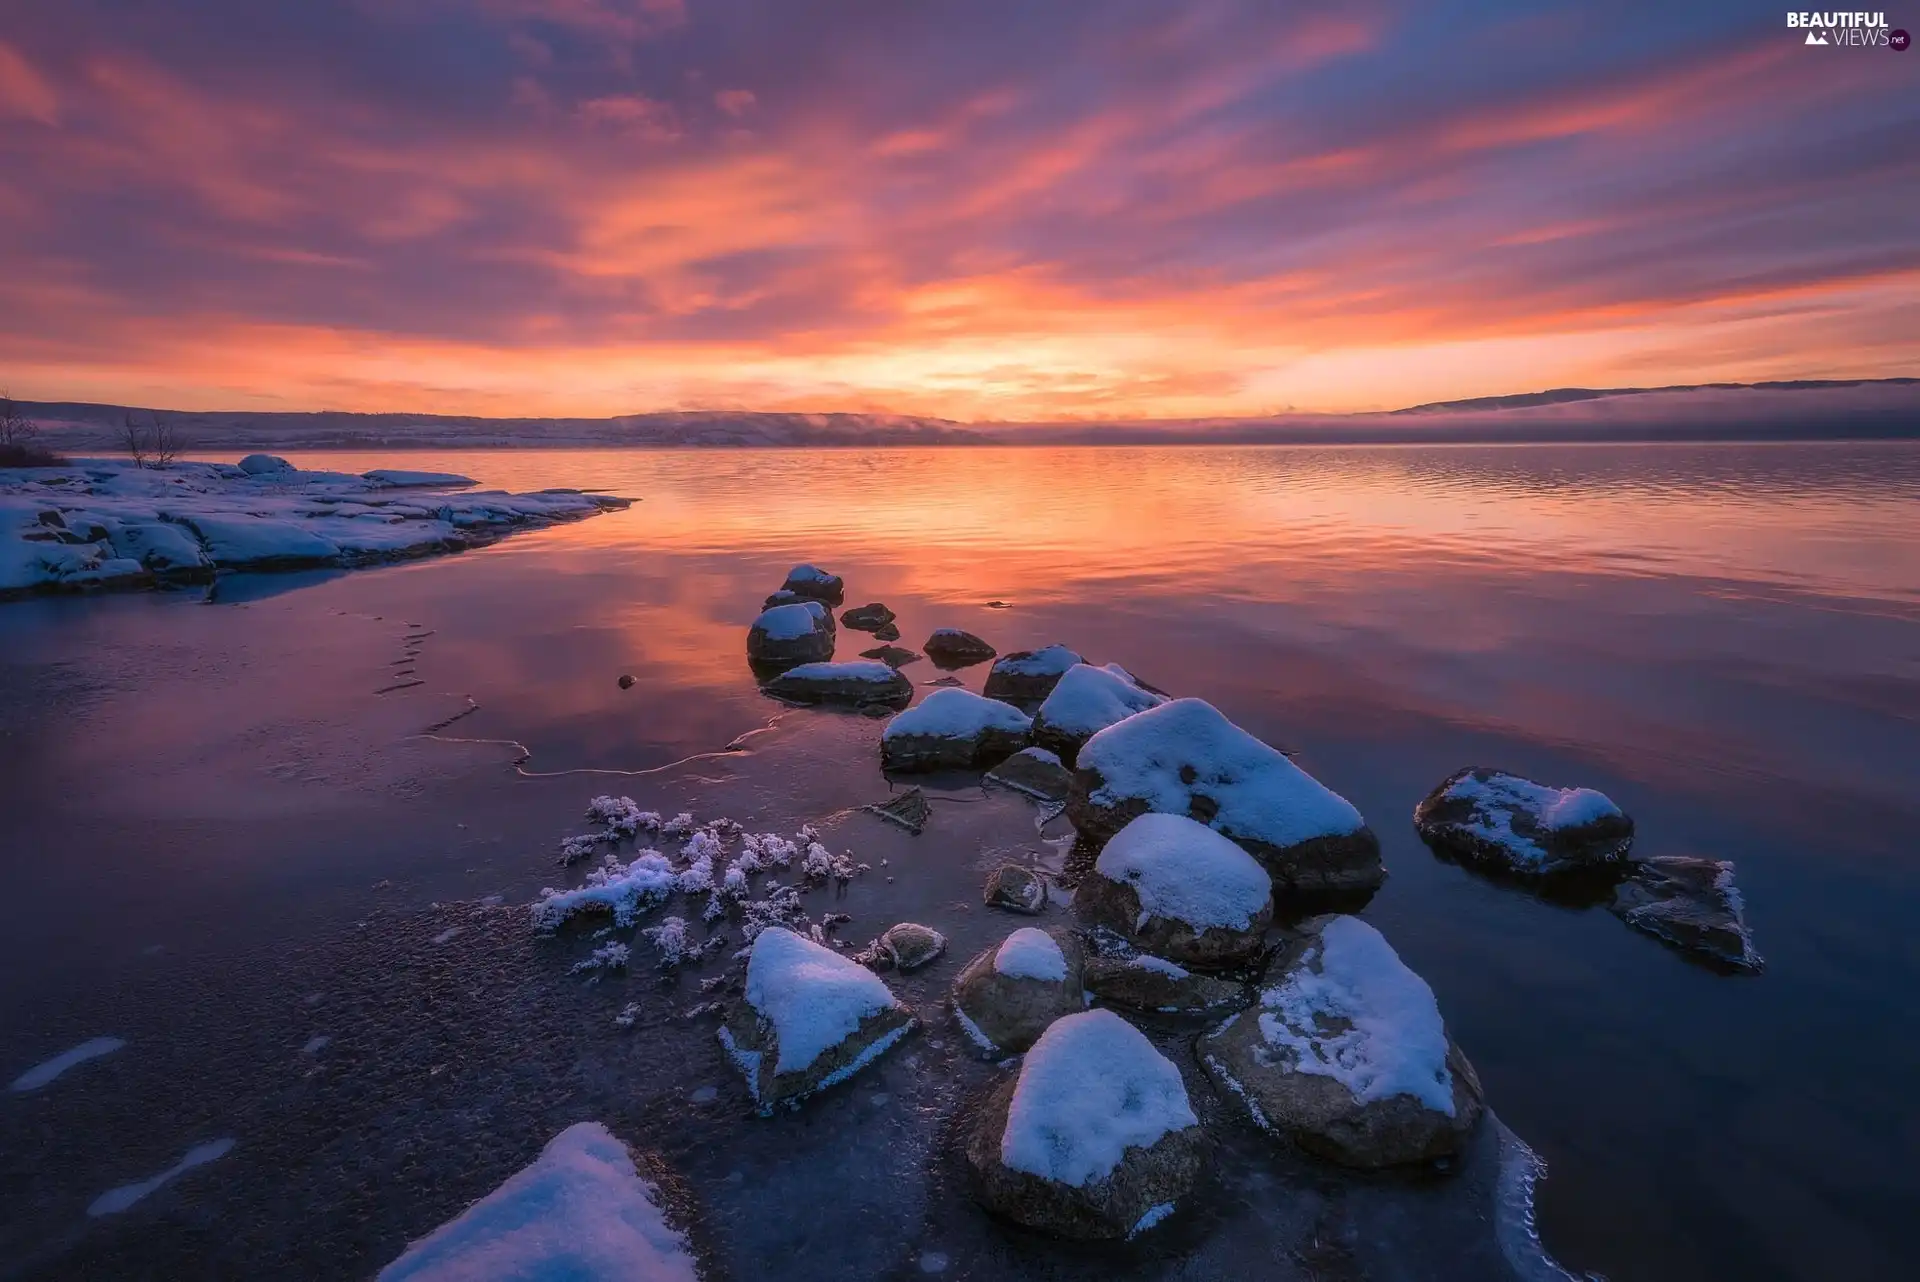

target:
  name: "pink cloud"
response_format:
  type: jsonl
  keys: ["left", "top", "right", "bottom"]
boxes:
{"left": 714, "top": 88, "right": 755, "bottom": 118}
{"left": 577, "top": 93, "right": 681, "bottom": 141}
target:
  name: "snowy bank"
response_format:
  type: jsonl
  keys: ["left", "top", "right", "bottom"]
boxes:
{"left": 379, "top": 1122, "right": 698, "bottom": 1281}
{"left": 0, "top": 457, "right": 630, "bottom": 599}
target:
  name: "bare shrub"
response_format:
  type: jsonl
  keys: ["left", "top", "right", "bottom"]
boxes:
{"left": 0, "top": 389, "right": 38, "bottom": 448}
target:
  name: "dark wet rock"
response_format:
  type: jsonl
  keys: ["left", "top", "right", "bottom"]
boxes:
{"left": 983, "top": 865, "right": 1048, "bottom": 915}
{"left": 718, "top": 927, "right": 915, "bottom": 1113}
{"left": 982, "top": 644, "right": 1084, "bottom": 704}
{"left": 880, "top": 688, "right": 1033, "bottom": 772}
{"left": 858, "top": 644, "right": 921, "bottom": 668}
{"left": 873, "top": 922, "right": 948, "bottom": 971}
{"left": 763, "top": 660, "right": 912, "bottom": 709}
{"left": 1075, "top": 813, "right": 1273, "bottom": 968}
{"left": 238, "top": 453, "right": 296, "bottom": 476}
{"left": 924, "top": 628, "right": 997, "bottom": 668}
{"left": 983, "top": 746, "right": 1073, "bottom": 803}
{"left": 985, "top": 600, "right": 1013, "bottom": 609}
{"left": 617, "top": 674, "right": 636, "bottom": 690}
{"left": 864, "top": 786, "right": 932, "bottom": 835}
{"left": 923, "top": 675, "right": 963, "bottom": 687}
{"left": 966, "top": 1010, "right": 1205, "bottom": 1240}
{"left": 1200, "top": 915, "right": 1484, "bottom": 1168}
{"left": 841, "top": 602, "right": 897, "bottom": 632}
{"left": 951, "top": 927, "right": 1086, "bottom": 1055}
{"left": 1031, "top": 663, "right": 1166, "bottom": 765}
{"left": 872, "top": 622, "right": 900, "bottom": 641}
{"left": 747, "top": 602, "right": 836, "bottom": 666}
{"left": 780, "top": 563, "right": 844, "bottom": 605}
{"left": 1069, "top": 699, "right": 1383, "bottom": 896}
{"left": 1414, "top": 767, "right": 1633, "bottom": 877}
{"left": 1610, "top": 856, "right": 1763, "bottom": 972}
{"left": 1083, "top": 953, "right": 1247, "bottom": 1017}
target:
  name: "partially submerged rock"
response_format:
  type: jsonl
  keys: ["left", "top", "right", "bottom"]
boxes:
{"left": 870, "top": 922, "right": 948, "bottom": 972}
{"left": 858, "top": 644, "right": 921, "bottom": 668}
{"left": 983, "top": 865, "right": 1048, "bottom": 915}
{"left": 841, "top": 602, "right": 896, "bottom": 631}
{"left": 924, "top": 628, "right": 997, "bottom": 668}
{"left": 1069, "top": 699, "right": 1383, "bottom": 896}
{"left": 763, "top": 660, "right": 913, "bottom": 709}
{"left": 1610, "top": 857, "right": 1763, "bottom": 972}
{"left": 1083, "top": 952, "right": 1246, "bottom": 1017}
{"left": 1414, "top": 767, "right": 1633, "bottom": 876}
{"left": 967, "top": 1009, "right": 1204, "bottom": 1240}
{"left": 378, "top": 1122, "right": 697, "bottom": 1281}
{"left": 1033, "top": 663, "right": 1168, "bottom": 765}
{"left": 984, "top": 746, "right": 1073, "bottom": 804}
{"left": 1200, "top": 916, "right": 1483, "bottom": 1168}
{"left": 880, "top": 687, "right": 1033, "bottom": 771}
{"left": 618, "top": 673, "right": 636, "bottom": 690}
{"left": 864, "top": 786, "right": 932, "bottom": 834}
{"left": 780, "top": 563, "right": 844, "bottom": 604}
{"left": 1076, "top": 813, "right": 1274, "bottom": 968}
{"left": 718, "top": 927, "right": 915, "bottom": 1113}
{"left": 951, "top": 927, "right": 1086, "bottom": 1055}
{"left": 747, "top": 601, "right": 836, "bottom": 666}
{"left": 982, "top": 644, "right": 1085, "bottom": 704}
{"left": 872, "top": 621, "right": 901, "bottom": 641}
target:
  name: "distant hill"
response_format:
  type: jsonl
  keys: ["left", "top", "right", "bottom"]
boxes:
{"left": 14, "top": 377, "right": 1917, "bottom": 451}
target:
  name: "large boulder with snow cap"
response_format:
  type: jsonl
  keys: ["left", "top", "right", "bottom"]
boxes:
{"left": 237, "top": 453, "right": 296, "bottom": 476}
{"left": 762, "top": 660, "right": 912, "bottom": 709}
{"left": 1032, "top": 663, "right": 1167, "bottom": 765}
{"left": 1200, "top": 915, "right": 1483, "bottom": 1168}
{"left": 719, "top": 927, "right": 915, "bottom": 1113}
{"left": 923, "top": 628, "right": 996, "bottom": 667}
{"left": 1414, "top": 767, "right": 1633, "bottom": 876}
{"left": 747, "top": 601, "right": 836, "bottom": 666}
{"left": 951, "top": 927, "right": 1085, "bottom": 1055}
{"left": 1076, "top": 812, "right": 1273, "bottom": 968}
{"left": 881, "top": 688, "right": 1033, "bottom": 772}
{"left": 1069, "top": 699, "right": 1382, "bottom": 895}
{"left": 967, "top": 1009, "right": 1205, "bottom": 1240}
{"left": 780, "top": 563, "right": 844, "bottom": 604}
{"left": 982, "top": 644, "right": 1084, "bottom": 703}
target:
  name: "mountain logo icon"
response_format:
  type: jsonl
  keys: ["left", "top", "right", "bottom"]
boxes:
{"left": 1804, "top": 30, "right": 1829, "bottom": 45}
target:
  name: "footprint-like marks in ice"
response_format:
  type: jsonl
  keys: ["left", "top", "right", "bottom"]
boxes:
{"left": 87, "top": 1138, "right": 236, "bottom": 1217}
{"left": 9, "top": 1037, "right": 125, "bottom": 1093}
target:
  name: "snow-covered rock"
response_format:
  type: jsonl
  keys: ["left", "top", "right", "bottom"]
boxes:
{"left": 0, "top": 458, "right": 629, "bottom": 600}
{"left": 780, "top": 563, "right": 844, "bottom": 604}
{"left": 1032, "top": 663, "right": 1166, "bottom": 764}
{"left": 983, "top": 746, "right": 1073, "bottom": 803}
{"left": 1069, "top": 699, "right": 1382, "bottom": 895}
{"left": 1200, "top": 916, "right": 1483, "bottom": 1168}
{"left": 1083, "top": 951, "right": 1247, "bottom": 1017}
{"left": 983, "top": 865, "right": 1048, "bottom": 915}
{"left": 1610, "top": 856, "right": 1763, "bottom": 972}
{"left": 719, "top": 927, "right": 915, "bottom": 1112}
{"left": 966, "top": 1009, "right": 1204, "bottom": 1239}
{"left": 923, "top": 628, "right": 996, "bottom": 667}
{"left": 880, "top": 688, "right": 1033, "bottom": 771}
{"left": 982, "top": 644, "right": 1085, "bottom": 704}
{"left": 1076, "top": 813, "right": 1273, "bottom": 967}
{"left": 238, "top": 453, "right": 295, "bottom": 475}
{"left": 840, "top": 602, "right": 895, "bottom": 631}
{"left": 1414, "top": 767, "right": 1633, "bottom": 876}
{"left": 951, "top": 927, "right": 1085, "bottom": 1055}
{"left": 762, "top": 660, "right": 912, "bottom": 709}
{"left": 378, "top": 1122, "right": 697, "bottom": 1282}
{"left": 747, "top": 601, "right": 836, "bottom": 666}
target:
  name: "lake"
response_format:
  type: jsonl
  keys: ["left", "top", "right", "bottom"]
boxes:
{"left": 2, "top": 442, "right": 1916, "bottom": 1280}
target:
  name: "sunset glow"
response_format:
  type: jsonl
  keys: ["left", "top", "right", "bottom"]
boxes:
{"left": 0, "top": 1, "right": 1913, "bottom": 418}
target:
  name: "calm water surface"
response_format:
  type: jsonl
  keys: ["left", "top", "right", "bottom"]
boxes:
{"left": 2, "top": 443, "right": 1916, "bottom": 1280}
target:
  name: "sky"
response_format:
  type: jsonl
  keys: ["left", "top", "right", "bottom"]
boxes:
{"left": 0, "top": 0, "right": 1913, "bottom": 419}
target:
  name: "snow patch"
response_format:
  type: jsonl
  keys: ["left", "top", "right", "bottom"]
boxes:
{"left": 1037, "top": 663, "right": 1166, "bottom": 736}
{"left": 9, "top": 1036, "right": 125, "bottom": 1092}
{"left": 88, "top": 1138, "right": 236, "bottom": 1217}
{"left": 1001, "top": 1010, "right": 1197, "bottom": 1187}
{"left": 994, "top": 928, "right": 1067, "bottom": 982}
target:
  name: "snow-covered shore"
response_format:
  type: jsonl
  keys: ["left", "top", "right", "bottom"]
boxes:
{"left": 0, "top": 456, "right": 631, "bottom": 599}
